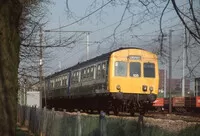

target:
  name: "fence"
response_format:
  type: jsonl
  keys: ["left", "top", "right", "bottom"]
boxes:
{"left": 18, "top": 106, "right": 112, "bottom": 136}
{"left": 17, "top": 105, "right": 200, "bottom": 136}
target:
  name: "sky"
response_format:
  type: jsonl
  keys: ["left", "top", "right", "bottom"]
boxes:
{"left": 42, "top": 0, "right": 200, "bottom": 84}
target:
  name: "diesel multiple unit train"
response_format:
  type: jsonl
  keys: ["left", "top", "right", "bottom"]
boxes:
{"left": 43, "top": 47, "right": 159, "bottom": 115}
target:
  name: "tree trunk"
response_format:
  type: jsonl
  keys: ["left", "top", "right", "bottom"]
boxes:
{"left": 0, "top": 1, "right": 22, "bottom": 135}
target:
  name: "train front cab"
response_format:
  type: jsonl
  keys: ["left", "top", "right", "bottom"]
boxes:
{"left": 108, "top": 49, "right": 159, "bottom": 107}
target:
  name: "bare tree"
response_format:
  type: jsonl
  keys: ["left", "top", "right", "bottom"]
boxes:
{"left": 62, "top": 0, "right": 200, "bottom": 76}
{"left": 0, "top": 0, "right": 52, "bottom": 135}
{"left": 18, "top": 1, "right": 49, "bottom": 102}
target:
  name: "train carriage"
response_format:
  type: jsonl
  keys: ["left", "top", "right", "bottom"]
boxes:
{"left": 43, "top": 47, "right": 159, "bottom": 115}
{"left": 152, "top": 96, "right": 200, "bottom": 113}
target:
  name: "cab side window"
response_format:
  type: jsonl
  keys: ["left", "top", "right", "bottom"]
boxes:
{"left": 144, "top": 63, "right": 155, "bottom": 78}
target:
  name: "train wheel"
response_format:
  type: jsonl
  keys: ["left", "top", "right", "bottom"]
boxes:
{"left": 130, "top": 110, "right": 135, "bottom": 116}
{"left": 98, "top": 109, "right": 101, "bottom": 114}
{"left": 89, "top": 110, "right": 94, "bottom": 114}
{"left": 113, "top": 107, "right": 119, "bottom": 116}
{"left": 106, "top": 110, "right": 110, "bottom": 115}
{"left": 139, "top": 108, "right": 145, "bottom": 115}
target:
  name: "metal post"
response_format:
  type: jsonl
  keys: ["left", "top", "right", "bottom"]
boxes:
{"left": 77, "top": 111, "right": 82, "bottom": 136}
{"left": 164, "top": 64, "right": 167, "bottom": 98}
{"left": 197, "top": 82, "right": 198, "bottom": 96}
{"left": 21, "top": 88, "right": 24, "bottom": 105}
{"left": 44, "top": 79, "right": 47, "bottom": 107}
{"left": 86, "top": 32, "right": 90, "bottom": 60}
{"left": 39, "top": 26, "right": 43, "bottom": 109}
{"left": 99, "top": 111, "right": 106, "bottom": 136}
{"left": 195, "top": 78, "right": 200, "bottom": 96}
{"left": 182, "top": 43, "right": 185, "bottom": 97}
{"left": 59, "top": 61, "right": 61, "bottom": 71}
{"left": 24, "top": 78, "right": 27, "bottom": 106}
{"left": 195, "top": 79, "right": 197, "bottom": 96}
{"left": 168, "top": 29, "right": 173, "bottom": 113}
{"left": 182, "top": 28, "right": 186, "bottom": 97}
{"left": 182, "top": 0, "right": 187, "bottom": 97}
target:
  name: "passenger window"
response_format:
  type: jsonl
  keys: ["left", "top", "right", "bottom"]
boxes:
{"left": 87, "top": 68, "right": 90, "bottom": 78}
{"left": 72, "top": 71, "right": 79, "bottom": 83}
{"left": 62, "top": 77, "right": 64, "bottom": 86}
{"left": 84, "top": 69, "right": 86, "bottom": 78}
{"left": 102, "top": 63, "right": 105, "bottom": 70}
{"left": 81, "top": 69, "right": 84, "bottom": 80}
{"left": 61, "top": 75, "right": 68, "bottom": 86}
{"left": 65, "top": 76, "right": 68, "bottom": 86}
{"left": 144, "top": 63, "right": 155, "bottom": 77}
{"left": 90, "top": 66, "right": 94, "bottom": 79}
{"left": 130, "top": 62, "right": 141, "bottom": 77}
{"left": 115, "top": 61, "right": 127, "bottom": 77}
{"left": 96, "top": 64, "right": 102, "bottom": 79}
{"left": 102, "top": 62, "right": 106, "bottom": 78}
{"left": 87, "top": 68, "right": 90, "bottom": 73}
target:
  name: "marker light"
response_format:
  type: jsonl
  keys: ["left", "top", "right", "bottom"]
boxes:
{"left": 149, "top": 87, "right": 153, "bottom": 92}
{"left": 142, "top": 85, "right": 147, "bottom": 92}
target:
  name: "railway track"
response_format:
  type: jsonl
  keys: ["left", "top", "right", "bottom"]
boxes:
{"left": 56, "top": 108, "right": 200, "bottom": 123}
{"left": 145, "top": 111, "right": 200, "bottom": 122}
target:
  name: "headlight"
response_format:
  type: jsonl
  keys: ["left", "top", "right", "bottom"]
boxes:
{"left": 142, "top": 85, "right": 147, "bottom": 92}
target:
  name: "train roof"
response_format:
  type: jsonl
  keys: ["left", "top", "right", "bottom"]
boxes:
{"left": 46, "top": 47, "right": 145, "bottom": 78}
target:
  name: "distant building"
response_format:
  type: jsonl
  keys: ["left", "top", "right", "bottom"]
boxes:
{"left": 18, "top": 80, "right": 44, "bottom": 108}
{"left": 26, "top": 91, "right": 40, "bottom": 108}
{"left": 168, "top": 79, "right": 190, "bottom": 93}
{"left": 159, "top": 69, "right": 190, "bottom": 96}
{"left": 195, "top": 77, "right": 200, "bottom": 96}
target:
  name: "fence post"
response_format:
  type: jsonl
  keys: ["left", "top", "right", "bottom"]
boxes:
{"left": 18, "top": 105, "right": 22, "bottom": 125}
{"left": 49, "top": 107, "right": 55, "bottom": 136}
{"left": 40, "top": 107, "right": 46, "bottom": 136}
{"left": 137, "top": 115, "right": 144, "bottom": 136}
{"left": 99, "top": 111, "right": 106, "bottom": 136}
{"left": 29, "top": 106, "right": 32, "bottom": 133}
{"left": 33, "top": 106, "right": 37, "bottom": 134}
{"left": 22, "top": 106, "right": 25, "bottom": 126}
{"left": 25, "top": 106, "right": 27, "bottom": 126}
{"left": 31, "top": 106, "right": 34, "bottom": 134}
{"left": 77, "top": 111, "right": 82, "bottom": 136}
{"left": 26, "top": 106, "right": 30, "bottom": 127}
{"left": 17, "top": 105, "right": 19, "bottom": 124}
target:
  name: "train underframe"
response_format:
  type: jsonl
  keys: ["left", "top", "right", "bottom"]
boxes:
{"left": 43, "top": 93, "right": 157, "bottom": 116}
